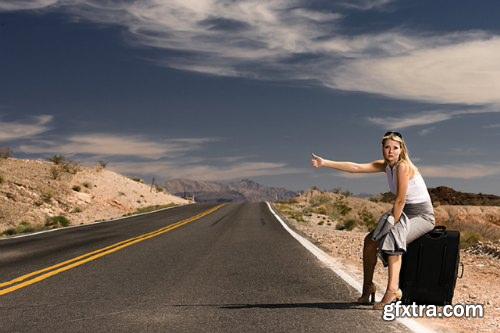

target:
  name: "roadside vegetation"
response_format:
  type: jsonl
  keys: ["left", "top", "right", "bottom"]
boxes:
{"left": 275, "top": 188, "right": 499, "bottom": 249}
{"left": 1, "top": 215, "right": 71, "bottom": 237}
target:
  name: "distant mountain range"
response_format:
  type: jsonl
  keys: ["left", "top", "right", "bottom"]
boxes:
{"left": 163, "top": 178, "right": 298, "bottom": 203}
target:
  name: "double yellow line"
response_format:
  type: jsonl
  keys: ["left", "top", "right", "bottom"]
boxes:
{"left": 0, "top": 204, "right": 225, "bottom": 297}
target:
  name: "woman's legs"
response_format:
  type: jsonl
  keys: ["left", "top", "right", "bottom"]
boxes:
{"left": 386, "top": 254, "right": 402, "bottom": 293}
{"left": 361, "top": 232, "right": 378, "bottom": 292}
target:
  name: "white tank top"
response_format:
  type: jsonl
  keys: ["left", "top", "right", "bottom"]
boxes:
{"left": 386, "top": 164, "right": 431, "bottom": 204}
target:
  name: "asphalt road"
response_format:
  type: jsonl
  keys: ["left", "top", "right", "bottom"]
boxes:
{"left": 0, "top": 202, "right": 411, "bottom": 332}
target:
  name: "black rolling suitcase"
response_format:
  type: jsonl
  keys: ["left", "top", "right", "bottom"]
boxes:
{"left": 400, "top": 226, "right": 463, "bottom": 305}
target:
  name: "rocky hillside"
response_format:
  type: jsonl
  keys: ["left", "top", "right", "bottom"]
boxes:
{"left": 0, "top": 158, "right": 189, "bottom": 236}
{"left": 375, "top": 186, "right": 500, "bottom": 206}
{"left": 429, "top": 186, "right": 500, "bottom": 206}
{"left": 164, "top": 178, "right": 298, "bottom": 203}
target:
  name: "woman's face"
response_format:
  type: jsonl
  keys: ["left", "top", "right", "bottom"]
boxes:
{"left": 383, "top": 139, "right": 402, "bottom": 165}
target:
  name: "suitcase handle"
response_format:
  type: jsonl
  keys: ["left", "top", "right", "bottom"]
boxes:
{"left": 459, "top": 262, "right": 464, "bottom": 278}
{"left": 428, "top": 226, "right": 447, "bottom": 239}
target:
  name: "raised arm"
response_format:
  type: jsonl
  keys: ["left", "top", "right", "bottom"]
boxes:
{"left": 311, "top": 153, "right": 385, "bottom": 173}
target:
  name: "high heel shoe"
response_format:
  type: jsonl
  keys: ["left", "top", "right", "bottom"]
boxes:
{"left": 356, "top": 283, "right": 377, "bottom": 304}
{"left": 372, "top": 289, "right": 402, "bottom": 310}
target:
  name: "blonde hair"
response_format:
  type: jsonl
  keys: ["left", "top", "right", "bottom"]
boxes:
{"left": 381, "top": 133, "right": 419, "bottom": 176}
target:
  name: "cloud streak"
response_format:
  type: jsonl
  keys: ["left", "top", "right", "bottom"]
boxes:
{"left": 0, "top": 115, "right": 53, "bottom": 142}
{"left": 17, "top": 134, "right": 218, "bottom": 159}
{"left": 367, "top": 106, "right": 500, "bottom": 129}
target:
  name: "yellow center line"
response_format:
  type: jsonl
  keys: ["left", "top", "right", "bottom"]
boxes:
{"left": 0, "top": 204, "right": 225, "bottom": 296}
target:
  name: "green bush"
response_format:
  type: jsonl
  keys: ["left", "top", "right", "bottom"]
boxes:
{"left": 460, "top": 231, "right": 482, "bottom": 249}
{"left": 333, "top": 196, "right": 352, "bottom": 216}
{"left": 41, "top": 191, "right": 53, "bottom": 203}
{"left": 360, "top": 208, "right": 377, "bottom": 231}
{"left": 16, "top": 222, "right": 35, "bottom": 234}
{"left": 45, "top": 215, "right": 70, "bottom": 228}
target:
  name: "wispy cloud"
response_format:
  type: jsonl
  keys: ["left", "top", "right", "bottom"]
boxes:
{"left": 0, "top": 0, "right": 58, "bottom": 11}
{"left": 111, "top": 160, "right": 305, "bottom": 181}
{"left": 331, "top": 35, "right": 500, "bottom": 106}
{"left": 18, "top": 134, "right": 218, "bottom": 159}
{"left": 0, "top": 115, "right": 53, "bottom": 142}
{"left": 420, "top": 163, "right": 500, "bottom": 179}
{"left": 338, "top": 0, "right": 395, "bottom": 11}
{"left": 418, "top": 127, "right": 435, "bottom": 136}
{"left": 367, "top": 106, "right": 500, "bottom": 129}
{"left": 4, "top": 1, "right": 500, "bottom": 112}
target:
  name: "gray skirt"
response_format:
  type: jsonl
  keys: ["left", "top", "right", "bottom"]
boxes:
{"left": 377, "top": 201, "right": 435, "bottom": 267}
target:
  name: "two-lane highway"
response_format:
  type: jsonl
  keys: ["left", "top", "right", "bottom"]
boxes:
{"left": 0, "top": 202, "right": 410, "bottom": 332}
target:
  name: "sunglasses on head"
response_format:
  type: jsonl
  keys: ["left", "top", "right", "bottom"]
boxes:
{"left": 384, "top": 131, "right": 403, "bottom": 139}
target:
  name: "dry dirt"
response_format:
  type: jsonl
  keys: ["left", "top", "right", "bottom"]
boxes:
{"left": 0, "top": 158, "right": 190, "bottom": 234}
{"left": 274, "top": 191, "right": 500, "bottom": 333}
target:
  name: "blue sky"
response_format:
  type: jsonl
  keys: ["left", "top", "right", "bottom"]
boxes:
{"left": 1, "top": 0, "right": 500, "bottom": 195}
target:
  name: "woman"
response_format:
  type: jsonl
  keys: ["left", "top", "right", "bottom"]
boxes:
{"left": 310, "top": 131, "right": 435, "bottom": 310}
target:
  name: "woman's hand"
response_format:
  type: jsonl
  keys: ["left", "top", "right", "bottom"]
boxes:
{"left": 311, "top": 153, "right": 324, "bottom": 168}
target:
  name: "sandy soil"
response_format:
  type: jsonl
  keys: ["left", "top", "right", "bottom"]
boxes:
{"left": 0, "top": 158, "right": 190, "bottom": 234}
{"left": 274, "top": 197, "right": 500, "bottom": 333}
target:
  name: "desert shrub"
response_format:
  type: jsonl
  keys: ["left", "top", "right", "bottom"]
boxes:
{"left": 62, "top": 161, "right": 80, "bottom": 174}
{"left": 154, "top": 185, "right": 164, "bottom": 192}
{"left": 369, "top": 197, "right": 379, "bottom": 203}
{"left": 460, "top": 231, "right": 483, "bottom": 249}
{"left": 50, "top": 166, "right": 61, "bottom": 180}
{"left": 360, "top": 208, "right": 377, "bottom": 231}
{"left": 0, "top": 174, "right": 4, "bottom": 184}
{"left": 2, "top": 228, "right": 17, "bottom": 236}
{"left": 331, "top": 187, "right": 353, "bottom": 197}
{"left": 41, "top": 191, "right": 53, "bottom": 203}
{"left": 96, "top": 160, "right": 108, "bottom": 171}
{"left": 48, "top": 154, "right": 66, "bottom": 165}
{"left": 82, "top": 181, "right": 92, "bottom": 188}
{"left": 336, "top": 219, "right": 357, "bottom": 231}
{"left": 45, "top": 215, "right": 70, "bottom": 228}
{"left": 318, "top": 220, "right": 324, "bottom": 225}
{"left": 131, "top": 177, "right": 143, "bottom": 183}
{"left": 118, "top": 191, "right": 126, "bottom": 196}
{"left": 314, "top": 206, "right": 328, "bottom": 215}
{"left": 71, "top": 207, "right": 82, "bottom": 213}
{"left": 310, "top": 193, "right": 331, "bottom": 207}
{"left": 16, "top": 222, "right": 35, "bottom": 234}
{"left": 333, "top": 196, "right": 352, "bottom": 216}
{"left": 72, "top": 185, "right": 81, "bottom": 192}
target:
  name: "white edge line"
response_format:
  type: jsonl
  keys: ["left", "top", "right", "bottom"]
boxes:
{"left": 266, "top": 201, "right": 437, "bottom": 333}
{"left": 1, "top": 203, "right": 192, "bottom": 241}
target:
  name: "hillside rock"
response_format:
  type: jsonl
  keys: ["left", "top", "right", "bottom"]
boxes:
{"left": 0, "top": 158, "right": 189, "bottom": 234}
